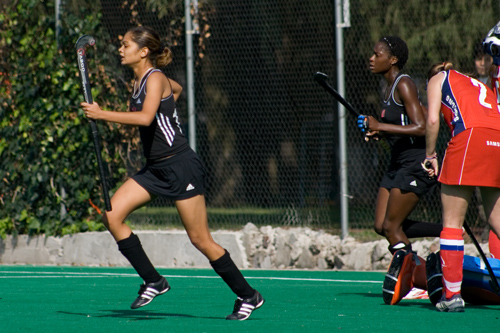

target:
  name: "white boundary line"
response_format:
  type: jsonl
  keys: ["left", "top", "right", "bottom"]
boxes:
{"left": 0, "top": 271, "right": 382, "bottom": 284}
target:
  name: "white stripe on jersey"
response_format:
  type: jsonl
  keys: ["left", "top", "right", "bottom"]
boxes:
{"left": 458, "top": 128, "right": 473, "bottom": 184}
{"left": 496, "top": 80, "right": 500, "bottom": 104}
{"left": 400, "top": 114, "right": 406, "bottom": 126}
{"left": 400, "top": 113, "right": 414, "bottom": 143}
{"left": 156, "top": 113, "right": 175, "bottom": 146}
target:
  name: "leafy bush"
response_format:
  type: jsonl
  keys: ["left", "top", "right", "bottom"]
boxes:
{"left": 0, "top": 0, "right": 140, "bottom": 237}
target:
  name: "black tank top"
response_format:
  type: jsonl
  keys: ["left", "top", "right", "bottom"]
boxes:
{"left": 130, "top": 69, "right": 189, "bottom": 160}
{"left": 381, "top": 73, "right": 425, "bottom": 159}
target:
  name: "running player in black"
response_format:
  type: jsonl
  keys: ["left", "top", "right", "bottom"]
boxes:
{"left": 359, "top": 36, "right": 442, "bottom": 305}
{"left": 80, "top": 26, "right": 264, "bottom": 320}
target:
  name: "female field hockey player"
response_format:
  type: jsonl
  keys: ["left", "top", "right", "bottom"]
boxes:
{"left": 424, "top": 62, "right": 500, "bottom": 312}
{"left": 359, "top": 36, "right": 442, "bottom": 305}
{"left": 80, "top": 26, "right": 264, "bottom": 320}
{"left": 483, "top": 21, "right": 500, "bottom": 258}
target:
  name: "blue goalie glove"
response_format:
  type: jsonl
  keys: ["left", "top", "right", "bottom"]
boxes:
{"left": 357, "top": 115, "right": 369, "bottom": 132}
{"left": 483, "top": 21, "right": 500, "bottom": 65}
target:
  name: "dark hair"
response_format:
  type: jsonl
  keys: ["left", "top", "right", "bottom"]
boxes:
{"left": 379, "top": 36, "right": 409, "bottom": 69}
{"left": 427, "top": 62, "right": 454, "bottom": 80}
{"left": 127, "top": 26, "right": 173, "bottom": 67}
{"left": 474, "top": 41, "right": 487, "bottom": 60}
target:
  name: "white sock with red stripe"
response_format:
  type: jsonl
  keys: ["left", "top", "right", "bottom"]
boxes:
{"left": 440, "top": 227, "right": 464, "bottom": 299}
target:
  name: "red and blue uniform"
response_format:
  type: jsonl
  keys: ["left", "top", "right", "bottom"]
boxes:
{"left": 440, "top": 70, "right": 500, "bottom": 135}
{"left": 438, "top": 70, "right": 500, "bottom": 187}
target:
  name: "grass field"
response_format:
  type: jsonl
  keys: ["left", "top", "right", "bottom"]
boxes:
{"left": 2, "top": 265, "right": 499, "bottom": 332}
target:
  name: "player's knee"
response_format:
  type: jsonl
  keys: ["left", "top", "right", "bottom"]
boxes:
{"left": 101, "top": 212, "right": 110, "bottom": 229}
{"left": 101, "top": 211, "right": 123, "bottom": 231}
{"left": 374, "top": 218, "right": 385, "bottom": 236}
{"left": 374, "top": 224, "right": 384, "bottom": 236}
{"left": 381, "top": 220, "right": 396, "bottom": 236}
{"left": 189, "top": 235, "right": 207, "bottom": 250}
{"left": 189, "top": 234, "right": 217, "bottom": 254}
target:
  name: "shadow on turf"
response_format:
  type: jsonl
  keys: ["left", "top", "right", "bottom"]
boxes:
{"left": 57, "top": 310, "right": 221, "bottom": 321}
{"left": 344, "top": 292, "right": 439, "bottom": 309}
{"left": 342, "top": 292, "right": 500, "bottom": 311}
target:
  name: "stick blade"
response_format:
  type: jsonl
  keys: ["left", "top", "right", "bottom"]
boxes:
{"left": 75, "top": 35, "right": 96, "bottom": 50}
{"left": 313, "top": 71, "right": 328, "bottom": 83}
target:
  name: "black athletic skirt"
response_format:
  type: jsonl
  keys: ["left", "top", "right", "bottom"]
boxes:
{"left": 379, "top": 148, "right": 437, "bottom": 196}
{"left": 132, "top": 148, "right": 206, "bottom": 200}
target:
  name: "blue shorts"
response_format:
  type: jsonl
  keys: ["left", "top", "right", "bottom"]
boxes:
{"left": 132, "top": 149, "right": 206, "bottom": 200}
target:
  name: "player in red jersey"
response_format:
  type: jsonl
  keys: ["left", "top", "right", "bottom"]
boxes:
{"left": 424, "top": 62, "right": 500, "bottom": 312}
{"left": 484, "top": 21, "right": 500, "bottom": 101}
{"left": 483, "top": 22, "right": 500, "bottom": 258}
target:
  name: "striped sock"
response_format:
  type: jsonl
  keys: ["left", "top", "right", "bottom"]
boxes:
{"left": 440, "top": 227, "right": 464, "bottom": 299}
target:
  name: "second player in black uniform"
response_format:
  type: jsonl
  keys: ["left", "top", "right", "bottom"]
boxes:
{"left": 360, "top": 36, "right": 442, "bottom": 305}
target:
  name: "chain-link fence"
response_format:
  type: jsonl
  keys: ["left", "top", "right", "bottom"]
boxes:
{"left": 59, "top": 0, "right": 499, "bottom": 237}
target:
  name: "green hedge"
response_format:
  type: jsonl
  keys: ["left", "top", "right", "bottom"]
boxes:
{"left": 0, "top": 0, "right": 137, "bottom": 237}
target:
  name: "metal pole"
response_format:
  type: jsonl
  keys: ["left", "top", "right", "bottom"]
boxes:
{"left": 55, "top": 0, "right": 61, "bottom": 50}
{"left": 335, "top": 0, "right": 349, "bottom": 239}
{"left": 184, "top": 0, "right": 196, "bottom": 151}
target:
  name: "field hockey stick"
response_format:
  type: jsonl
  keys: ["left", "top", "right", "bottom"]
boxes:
{"left": 75, "top": 35, "right": 112, "bottom": 212}
{"left": 314, "top": 72, "right": 361, "bottom": 117}
{"left": 463, "top": 221, "right": 500, "bottom": 294}
{"left": 314, "top": 72, "right": 369, "bottom": 132}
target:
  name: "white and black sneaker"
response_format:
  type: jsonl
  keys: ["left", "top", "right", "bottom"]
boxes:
{"left": 436, "top": 294, "right": 465, "bottom": 312}
{"left": 226, "top": 290, "right": 265, "bottom": 321}
{"left": 130, "top": 276, "right": 170, "bottom": 309}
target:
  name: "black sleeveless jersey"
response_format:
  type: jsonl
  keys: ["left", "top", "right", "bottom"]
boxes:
{"left": 129, "top": 69, "right": 189, "bottom": 160}
{"left": 381, "top": 74, "right": 425, "bottom": 159}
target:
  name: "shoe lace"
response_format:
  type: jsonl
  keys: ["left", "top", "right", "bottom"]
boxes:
{"left": 137, "top": 284, "right": 147, "bottom": 296}
{"left": 232, "top": 297, "right": 243, "bottom": 313}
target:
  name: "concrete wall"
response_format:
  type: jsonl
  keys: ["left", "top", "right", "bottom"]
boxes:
{"left": 0, "top": 230, "right": 247, "bottom": 268}
{"left": 0, "top": 223, "right": 487, "bottom": 270}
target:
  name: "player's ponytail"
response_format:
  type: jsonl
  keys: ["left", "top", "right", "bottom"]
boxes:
{"left": 156, "top": 46, "right": 173, "bottom": 68}
{"left": 427, "top": 61, "right": 454, "bottom": 80}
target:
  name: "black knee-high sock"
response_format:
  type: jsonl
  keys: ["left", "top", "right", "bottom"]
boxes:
{"left": 210, "top": 249, "right": 255, "bottom": 299}
{"left": 402, "top": 219, "right": 443, "bottom": 238}
{"left": 117, "top": 233, "right": 161, "bottom": 284}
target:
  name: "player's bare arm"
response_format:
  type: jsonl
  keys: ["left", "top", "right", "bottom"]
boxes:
{"left": 81, "top": 73, "right": 164, "bottom": 126}
{"left": 169, "top": 78, "right": 183, "bottom": 101}
{"left": 369, "top": 77, "right": 425, "bottom": 136}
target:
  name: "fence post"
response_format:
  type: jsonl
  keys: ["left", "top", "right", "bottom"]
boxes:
{"left": 335, "top": 0, "right": 350, "bottom": 239}
{"left": 55, "top": 0, "right": 61, "bottom": 50}
{"left": 184, "top": 0, "right": 196, "bottom": 152}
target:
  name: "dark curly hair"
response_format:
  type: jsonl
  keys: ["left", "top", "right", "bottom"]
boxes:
{"left": 379, "top": 36, "right": 409, "bottom": 70}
